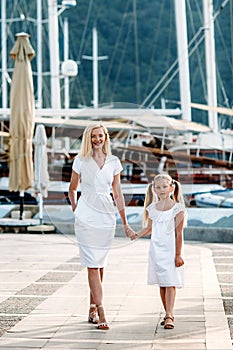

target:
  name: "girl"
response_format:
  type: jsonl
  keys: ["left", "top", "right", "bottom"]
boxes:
{"left": 134, "top": 174, "right": 186, "bottom": 329}
{"left": 68, "top": 123, "right": 135, "bottom": 330}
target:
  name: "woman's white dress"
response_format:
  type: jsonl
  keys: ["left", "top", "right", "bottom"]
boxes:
{"left": 147, "top": 202, "right": 185, "bottom": 288}
{"left": 72, "top": 155, "right": 122, "bottom": 268}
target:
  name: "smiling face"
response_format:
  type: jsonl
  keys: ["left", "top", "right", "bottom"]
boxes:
{"left": 153, "top": 178, "right": 174, "bottom": 200}
{"left": 91, "top": 127, "right": 106, "bottom": 150}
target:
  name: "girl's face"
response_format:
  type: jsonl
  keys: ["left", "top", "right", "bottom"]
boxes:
{"left": 153, "top": 178, "right": 174, "bottom": 199}
{"left": 91, "top": 127, "right": 106, "bottom": 150}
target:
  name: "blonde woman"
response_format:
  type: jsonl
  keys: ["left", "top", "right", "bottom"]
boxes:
{"left": 69, "top": 122, "right": 135, "bottom": 330}
{"left": 134, "top": 174, "right": 186, "bottom": 329}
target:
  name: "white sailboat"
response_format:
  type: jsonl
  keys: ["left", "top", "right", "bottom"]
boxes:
{"left": 0, "top": 1, "right": 232, "bottom": 232}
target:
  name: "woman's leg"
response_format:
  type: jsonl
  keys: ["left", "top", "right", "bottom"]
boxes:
{"left": 87, "top": 267, "right": 107, "bottom": 324}
{"left": 89, "top": 268, "right": 104, "bottom": 304}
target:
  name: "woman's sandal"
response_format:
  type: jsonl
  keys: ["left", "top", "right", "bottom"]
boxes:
{"left": 164, "top": 315, "right": 174, "bottom": 329}
{"left": 88, "top": 304, "right": 99, "bottom": 324}
{"left": 96, "top": 305, "right": 110, "bottom": 330}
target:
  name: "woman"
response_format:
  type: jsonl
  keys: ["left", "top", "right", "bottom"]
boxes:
{"left": 68, "top": 122, "right": 135, "bottom": 330}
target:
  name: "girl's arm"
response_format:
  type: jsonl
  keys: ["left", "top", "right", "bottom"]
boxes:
{"left": 112, "top": 173, "right": 135, "bottom": 238}
{"left": 175, "top": 211, "right": 185, "bottom": 267}
{"left": 68, "top": 170, "right": 80, "bottom": 212}
{"left": 134, "top": 218, "right": 152, "bottom": 239}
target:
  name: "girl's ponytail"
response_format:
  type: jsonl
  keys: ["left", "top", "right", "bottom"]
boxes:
{"left": 172, "top": 179, "right": 184, "bottom": 205}
{"left": 143, "top": 183, "right": 154, "bottom": 226}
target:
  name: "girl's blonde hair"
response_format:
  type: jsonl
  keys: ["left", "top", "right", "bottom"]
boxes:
{"left": 79, "top": 122, "right": 112, "bottom": 158}
{"left": 143, "top": 174, "right": 184, "bottom": 225}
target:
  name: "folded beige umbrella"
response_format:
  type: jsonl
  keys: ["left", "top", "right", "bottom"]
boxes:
{"left": 9, "top": 33, "right": 35, "bottom": 219}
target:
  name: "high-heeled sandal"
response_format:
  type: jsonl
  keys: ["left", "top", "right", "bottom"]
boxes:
{"left": 96, "top": 305, "right": 110, "bottom": 330}
{"left": 88, "top": 304, "right": 99, "bottom": 324}
{"left": 164, "top": 314, "right": 174, "bottom": 329}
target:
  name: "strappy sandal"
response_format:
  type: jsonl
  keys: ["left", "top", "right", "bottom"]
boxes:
{"left": 164, "top": 315, "right": 174, "bottom": 329}
{"left": 88, "top": 304, "right": 99, "bottom": 324}
{"left": 96, "top": 305, "right": 110, "bottom": 330}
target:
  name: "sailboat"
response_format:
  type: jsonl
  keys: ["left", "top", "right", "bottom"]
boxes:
{"left": 0, "top": 0, "right": 232, "bottom": 224}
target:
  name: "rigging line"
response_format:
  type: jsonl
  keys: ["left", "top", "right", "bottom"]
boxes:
{"left": 147, "top": 33, "right": 206, "bottom": 108}
{"left": 164, "top": 2, "right": 174, "bottom": 101}
{"left": 133, "top": 0, "right": 140, "bottom": 104}
{"left": 101, "top": 0, "right": 131, "bottom": 102}
{"left": 141, "top": 0, "right": 231, "bottom": 108}
{"left": 187, "top": 0, "right": 207, "bottom": 99}
{"left": 111, "top": 16, "right": 133, "bottom": 100}
{"left": 215, "top": 16, "right": 233, "bottom": 70}
{"left": 140, "top": 24, "right": 205, "bottom": 107}
{"left": 144, "top": 0, "right": 165, "bottom": 96}
{"left": 216, "top": 69, "right": 230, "bottom": 107}
{"left": 231, "top": 0, "right": 233, "bottom": 94}
{"left": 77, "top": 0, "right": 93, "bottom": 62}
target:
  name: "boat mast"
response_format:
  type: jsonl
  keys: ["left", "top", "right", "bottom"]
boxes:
{"left": 203, "top": 0, "right": 218, "bottom": 132}
{"left": 48, "top": 0, "right": 61, "bottom": 109}
{"left": 1, "top": 0, "right": 7, "bottom": 110}
{"left": 37, "top": 0, "right": 42, "bottom": 108}
{"left": 174, "top": 0, "right": 191, "bottom": 121}
{"left": 82, "top": 27, "right": 108, "bottom": 108}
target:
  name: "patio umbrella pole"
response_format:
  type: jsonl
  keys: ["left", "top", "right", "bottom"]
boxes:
{"left": 19, "top": 190, "right": 24, "bottom": 220}
{"left": 38, "top": 192, "right": 43, "bottom": 224}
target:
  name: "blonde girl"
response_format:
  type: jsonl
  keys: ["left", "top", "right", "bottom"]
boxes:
{"left": 135, "top": 174, "right": 186, "bottom": 329}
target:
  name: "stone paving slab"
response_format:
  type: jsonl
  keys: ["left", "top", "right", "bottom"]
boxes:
{"left": 0, "top": 234, "right": 232, "bottom": 349}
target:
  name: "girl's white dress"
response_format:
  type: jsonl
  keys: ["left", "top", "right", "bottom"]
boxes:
{"left": 72, "top": 155, "right": 122, "bottom": 268}
{"left": 146, "top": 202, "right": 185, "bottom": 288}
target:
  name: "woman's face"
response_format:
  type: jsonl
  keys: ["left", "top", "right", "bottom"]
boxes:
{"left": 91, "top": 127, "right": 106, "bottom": 150}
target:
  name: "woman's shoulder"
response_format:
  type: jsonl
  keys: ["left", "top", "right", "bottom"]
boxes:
{"left": 107, "top": 154, "right": 120, "bottom": 162}
{"left": 72, "top": 155, "right": 89, "bottom": 172}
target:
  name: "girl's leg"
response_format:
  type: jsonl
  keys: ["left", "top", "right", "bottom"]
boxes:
{"left": 164, "top": 286, "right": 176, "bottom": 329}
{"left": 165, "top": 286, "right": 176, "bottom": 316}
{"left": 159, "top": 287, "right": 166, "bottom": 325}
{"left": 160, "top": 287, "right": 166, "bottom": 311}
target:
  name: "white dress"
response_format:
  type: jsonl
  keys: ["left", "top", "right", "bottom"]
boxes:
{"left": 147, "top": 202, "right": 185, "bottom": 288}
{"left": 72, "top": 155, "right": 123, "bottom": 268}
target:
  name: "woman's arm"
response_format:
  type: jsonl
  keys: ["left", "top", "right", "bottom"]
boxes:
{"left": 112, "top": 173, "right": 135, "bottom": 238}
{"left": 68, "top": 170, "right": 80, "bottom": 212}
{"left": 175, "top": 211, "right": 185, "bottom": 267}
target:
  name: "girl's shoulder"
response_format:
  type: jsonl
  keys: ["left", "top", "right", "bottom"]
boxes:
{"left": 146, "top": 202, "right": 156, "bottom": 218}
{"left": 173, "top": 202, "right": 186, "bottom": 215}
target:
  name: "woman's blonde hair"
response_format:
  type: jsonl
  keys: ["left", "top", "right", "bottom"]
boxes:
{"left": 143, "top": 173, "right": 184, "bottom": 225}
{"left": 78, "top": 122, "right": 112, "bottom": 158}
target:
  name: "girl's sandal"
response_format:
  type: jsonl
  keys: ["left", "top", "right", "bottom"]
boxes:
{"left": 88, "top": 304, "right": 99, "bottom": 324}
{"left": 164, "top": 315, "right": 174, "bottom": 329}
{"left": 96, "top": 305, "right": 110, "bottom": 330}
{"left": 160, "top": 317, "right": 166, "bottom": 326}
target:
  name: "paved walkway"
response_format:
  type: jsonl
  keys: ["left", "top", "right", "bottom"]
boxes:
{"left": 0, "top": 233, "right": 232, "bottom": 350}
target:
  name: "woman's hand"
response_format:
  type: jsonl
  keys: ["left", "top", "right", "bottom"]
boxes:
{"left": 175, "top": 255, "right": 184, "bottom": 267}
{"left": 123, "top": 224, "right": 137, "bottom": 240}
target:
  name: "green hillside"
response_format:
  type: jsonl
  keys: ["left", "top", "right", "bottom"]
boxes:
{"left": 1, "top": 0, "right": 232, "bottom": 127}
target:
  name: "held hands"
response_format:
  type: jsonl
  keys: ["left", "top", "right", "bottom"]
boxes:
{"left": 123, "top": 224, "right": 137, "bottom": 240}
{"left": 175, "top": 255, "right": 184, "bottom": 268}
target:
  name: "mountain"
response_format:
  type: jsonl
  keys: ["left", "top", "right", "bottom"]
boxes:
{"left": 1, "top": 0, "right": 232, "bottom": 128}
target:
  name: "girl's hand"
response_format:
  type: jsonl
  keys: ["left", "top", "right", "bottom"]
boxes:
{"left": 175, "top": 255, "right": 184, "bottom": 267}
